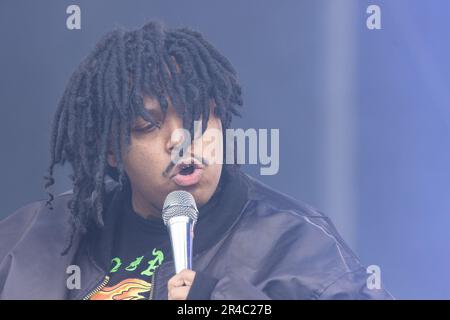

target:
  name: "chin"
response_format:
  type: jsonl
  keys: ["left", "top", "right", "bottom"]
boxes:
{"left": 187, "top": 188, "right": 210, "bottom": 207}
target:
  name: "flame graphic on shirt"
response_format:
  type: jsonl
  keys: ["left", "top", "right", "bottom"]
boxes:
{"left": 89, "top": 278, "right": 152, "bottom": 300}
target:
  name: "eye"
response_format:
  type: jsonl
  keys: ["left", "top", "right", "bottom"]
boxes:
{"left": 132, "top": 122, "right": 161, "bottom": 133}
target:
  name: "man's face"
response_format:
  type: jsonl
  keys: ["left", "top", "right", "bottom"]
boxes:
{"left": 108, "top": 96, "right": 223, "bottom": 219}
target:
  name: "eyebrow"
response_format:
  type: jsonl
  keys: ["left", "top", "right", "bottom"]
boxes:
{"left": 135, "top": 108, "right": 163, "bottom": 124}
{"left": 147, "top": 108, "right": 162, "bottom": 119}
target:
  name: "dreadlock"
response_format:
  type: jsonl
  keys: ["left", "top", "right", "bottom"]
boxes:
{"left": 43, "top": 21, "right": 243, "bottom": 255}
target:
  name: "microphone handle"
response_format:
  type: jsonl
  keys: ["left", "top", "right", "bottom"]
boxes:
{"left": 166, "top": 216, "right": 195, "bottom": 274}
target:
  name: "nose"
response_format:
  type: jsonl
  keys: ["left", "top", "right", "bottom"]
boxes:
{"left": 166, "top": 126, "right": 187, "bottom": 153}
{"left": 165, "top": 111, "right": 187, "bottom": 154}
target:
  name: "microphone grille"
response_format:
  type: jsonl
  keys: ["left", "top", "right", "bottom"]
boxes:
{"left": 162, "top": 191, "right": 198, "bottom": 226}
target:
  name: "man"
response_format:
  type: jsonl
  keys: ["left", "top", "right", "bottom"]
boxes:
{"left": 0, "top": 21, "right": 392, "bottom": 300}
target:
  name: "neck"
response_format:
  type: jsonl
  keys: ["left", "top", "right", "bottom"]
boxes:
{"left": 130, "top": 189, "right": 162, "bottom": 220}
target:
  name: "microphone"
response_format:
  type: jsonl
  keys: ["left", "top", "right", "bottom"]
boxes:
{"left": 162, "top": 190, "right": 198, "bottom": 274}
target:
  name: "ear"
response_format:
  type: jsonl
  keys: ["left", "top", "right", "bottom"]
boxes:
{"left": 107, "top": 150, "right": 117, "bottom": 168}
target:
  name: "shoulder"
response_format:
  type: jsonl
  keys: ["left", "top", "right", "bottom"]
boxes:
{"left": 242, "top": 173, "right": 353, "bottom": 254}
{"left": 0, "top": 178, "right": 120, "bottom": 261}
{"left": 0, "top": 193, "right": 72, "bottom": 261}
{"left": 236, "top": 174, "right": 392, "bottom": 298}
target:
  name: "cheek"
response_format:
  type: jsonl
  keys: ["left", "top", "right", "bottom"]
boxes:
{"left": 201, "top": 117, "right": 223, "bottom": 162}
{"left": 122, "top": 140, "right": 167, "bottom": 178}
{"left": 202, "top": 117, "right": 223, "bottom": 179}
{"left": 209, "top": 115, "right": 222, "bottom": 131}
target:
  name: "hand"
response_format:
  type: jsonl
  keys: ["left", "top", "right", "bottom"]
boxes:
{"left": 167, "top": 269, "right": 196, "bottom": 300}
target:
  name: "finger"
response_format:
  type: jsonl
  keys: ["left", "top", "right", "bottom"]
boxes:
{"left": 168, "top": 286, "right": 191, "bottom": 300}
{"left": 168, "top": 270, "right": 197, "bottom": 292}
{"left": 178, "top": 269, "right": 196, "bottom": 286}
{"left": 168, "top": 274, "right": 185, "bottom": 291}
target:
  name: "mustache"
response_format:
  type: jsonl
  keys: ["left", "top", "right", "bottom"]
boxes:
{"left": 162, "top": 154, "right": 208, "bottom": 178}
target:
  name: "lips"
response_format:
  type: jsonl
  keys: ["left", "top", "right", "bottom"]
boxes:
{"left": 170, "top": 159, "right": 204, "bottom": 187}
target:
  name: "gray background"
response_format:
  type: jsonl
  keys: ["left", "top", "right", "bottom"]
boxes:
{"left": 1, "top": 0, "right": 450, "bottom": 298}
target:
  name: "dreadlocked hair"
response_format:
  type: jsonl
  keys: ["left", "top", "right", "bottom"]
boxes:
{"left": 43, "top": 21, "right": 243, "bottom": 255}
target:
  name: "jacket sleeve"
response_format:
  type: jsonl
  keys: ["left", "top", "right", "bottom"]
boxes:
{"left": 210, "top": 270, "right": 271, "bottom": 300}
{"left": 317, "top": 267, "right": 394, "bottom": 300}
{"left": 0, "top": 201, "right": 43, "bottom": 262}
{"left": 0, "top": 201, "right": 43, "bottom": 293}
{"left": 209, "top": 269, "right": 393, "bottom": 300}
{"left": 187, "top": 270, "right": 271, "bottom": 300}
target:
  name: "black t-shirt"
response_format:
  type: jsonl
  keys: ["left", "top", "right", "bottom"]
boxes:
{"left": 89, "top": 196, "right": 172, "bottom": 300}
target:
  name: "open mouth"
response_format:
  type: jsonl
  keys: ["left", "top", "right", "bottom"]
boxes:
{"left": 178, "top": 163, "right": 196, "bottom": 176}
{"left": 170, "top": 160, "right": 204, "bottom": 187}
